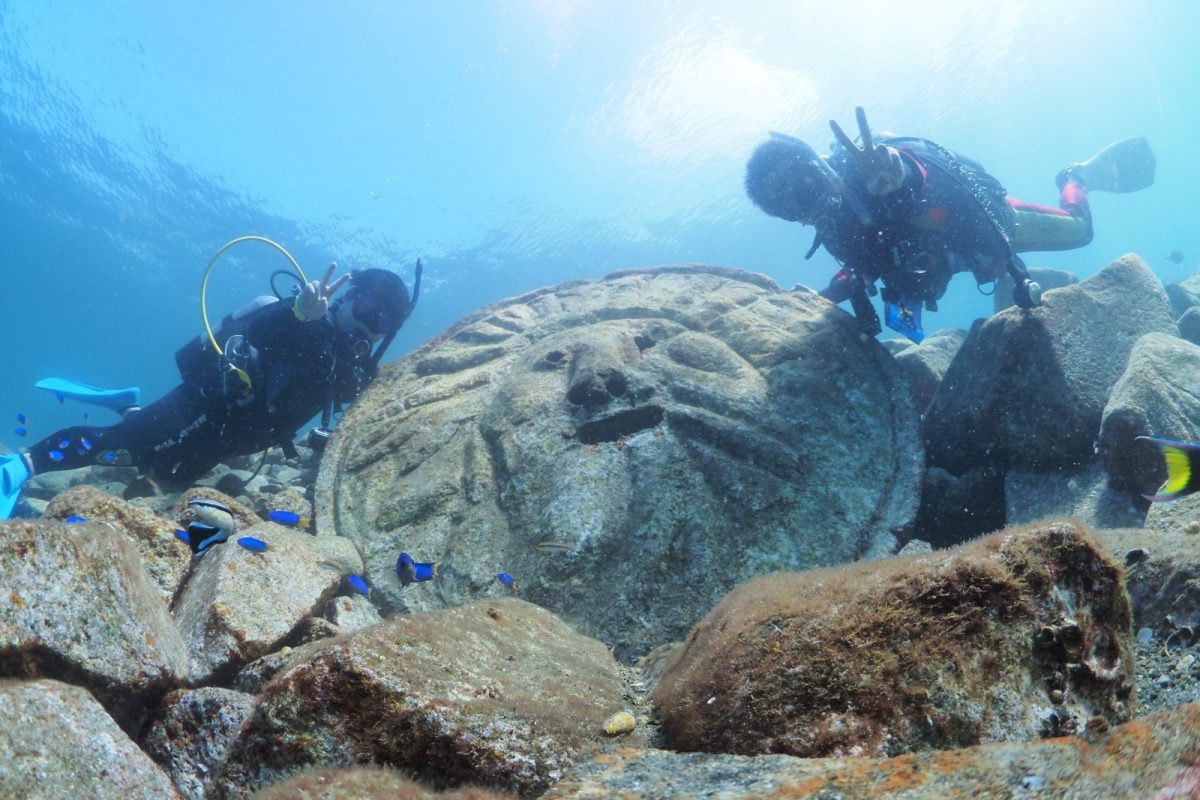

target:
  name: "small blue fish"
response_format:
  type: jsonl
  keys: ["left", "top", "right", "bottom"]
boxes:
{"left": 76, "top": 447, "right": 87, "bottom": 456}
{"left": 99, "top": 452, "right": 117, "bottom": 463}
{"left": 237, "top": 536, "right": 268, "bottom": 552}
{"left": 346, "top": 574, "right": 370, "bottom": 595}
{"left": 496, "top": 572, "right": 517, "bottom": 590}
{"left": 395, "top": 552, "right": 437, "bottom": 586}
{"left": 80, "top": 437, "right": 93, "bottom": 451}
{"left": 16, "top": 413, "right": 26, "bottom": 424}
{"left": 267, "top": 509, "right": 310, "bottom": 528}
{"left": 58, "top": 439, "right": 70, "bottom": 450}
{"left": 54, "top": 390, "right": 65, "bottom": 403}
{"left": 178, "top": 521, "right": 231, "bottom": 556}
{"left": 65, "top": 515, "right": 86, "bottom": 523}
{"left": 48, "top": 450, "right": 64, "bottom": 462}
{"left": 14, "top": 427, "right": 26, "bottom": 438}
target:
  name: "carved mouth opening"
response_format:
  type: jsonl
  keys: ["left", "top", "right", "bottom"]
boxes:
{"left": 577, "top": 405, "right": 664, "bottom": 444}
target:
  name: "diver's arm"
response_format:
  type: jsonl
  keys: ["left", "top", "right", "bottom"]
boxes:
{"left": 293, "top": 262, "right": 349, "bottom": 322}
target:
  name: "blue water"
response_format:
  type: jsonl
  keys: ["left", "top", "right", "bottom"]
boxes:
{"left": 2, "top": 0, "right": 1197, "bottom": 440}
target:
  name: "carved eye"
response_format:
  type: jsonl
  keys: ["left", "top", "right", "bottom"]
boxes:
{"left": 535, "top": 350, "right": 568, "bottom": 371}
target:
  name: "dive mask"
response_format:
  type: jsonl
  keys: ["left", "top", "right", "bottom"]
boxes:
{"left": 350, "top": 292, "right": 405, "bottom": 336}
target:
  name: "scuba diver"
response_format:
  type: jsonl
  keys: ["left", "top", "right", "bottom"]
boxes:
{"left": 0, "top": 261, "right": 420, "bottom": 518}
{"left": 745, "top": 106, "right": 1156, "bottom": 342}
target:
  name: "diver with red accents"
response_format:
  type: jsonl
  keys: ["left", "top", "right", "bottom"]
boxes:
{"left": 745, "top": 106, "right": 1155, "bottom": 342}
{"left": 1, "top": 251, "right": 420, "bottom": 518}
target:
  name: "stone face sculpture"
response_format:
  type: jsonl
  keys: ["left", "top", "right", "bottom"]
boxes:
{"left": 317, "top": 266, "right": 921, "bottom": 659}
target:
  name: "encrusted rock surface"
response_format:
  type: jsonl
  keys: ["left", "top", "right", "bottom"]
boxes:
{"left": 220, "top": 598, "right": 639, "bottom": 798}
{"left": 251, "top": 766, "right": 517, "bottom": 798}
{"left": 317, "top": 266, "right": 921, "bottom": 659}
{"left": 543, "top": 702, "right": 1200, "bottom": 799}
{"left": 172, "top": 522, "right": 343, "bottom": 683}
{"left": 1096, "top": 527, "right": 1200, "bottom": 634}
{"left": 653, "top": 520, "right": 1133, "bottom": 757}
{"left": 141, "top": 687, "right": 259, "bottom": 800}
{"left": 44, "top": 484, "right": 191, "bottom": 603}
{"left": 925, "top": 253, "right": 1174, "bottom": 475}
{"left": 0, "top": 678, "right": 182, "bottom": 799}
{"left": 0, "top": 519, "right": 189, "bottom": 733}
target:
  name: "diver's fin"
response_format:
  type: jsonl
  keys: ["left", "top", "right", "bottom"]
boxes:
{"left": 1138, "top": 436, "right": 1200, "bottom": 501}
{"left": 35, "top": 378, "right": 142, "bottom": 415}
{"left": 1069, "top": 137, "right": 1156, "bottom": 193}
{"left": 0, "top": 451, "right": 31, "bottom": 519}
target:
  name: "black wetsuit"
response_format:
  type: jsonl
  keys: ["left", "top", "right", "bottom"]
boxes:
{"left": 27, "top": 299, "right": 373, "bottom": 486}
{"left": 817, "top": 138, "right": 1091, "bottom": 315}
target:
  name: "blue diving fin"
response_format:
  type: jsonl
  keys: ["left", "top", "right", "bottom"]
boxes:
{"left": 0, "top": 451, "right": 31, "bottom": 519}
{"left": 36, "top": 378, "right": 142, "bottom": 416}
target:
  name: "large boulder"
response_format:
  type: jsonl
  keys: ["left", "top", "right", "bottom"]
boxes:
{"left": 1097, "top": 331, "right": 1200, "bottom": 497}
{"left": 925, "top": 254, "right": 1174, "bottom": 475}
{"left": 1095, "top": 528, "right": 1200, "bottom": 634}
{"left": 316, "top": 266, "right": 921, "bottom": 659}
{"left": 171, "top": 522, "right": 344, "bottom": 684}
{"left": 653, "top": 520, "right": 1133, "bottom": 757}
{"left": 0, "top": 679, "right": 183, "bottom": 799}
{"left": 219, "top": 598, "right": 636, "bottom": 799}
{"left": 44, "top": 485, "right": 191, "bottom": 604}
{"left": 141, "top": 687, "right": 259, "bottom": 800}
{"left": 0, "top": 519, "right": 189, "bottom": 733}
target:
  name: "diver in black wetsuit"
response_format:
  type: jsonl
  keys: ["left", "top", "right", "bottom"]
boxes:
{"left": 12, "top": 264, "right": 417, "bottom": 493}
{"left": 745, "top": 106, "right": 1154, "bottom": 342}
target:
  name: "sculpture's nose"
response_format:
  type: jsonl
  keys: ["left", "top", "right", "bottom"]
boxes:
{"left": 566, "top": 338, "right": 633, "bottom": 412}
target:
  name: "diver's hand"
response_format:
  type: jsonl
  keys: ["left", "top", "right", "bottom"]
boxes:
{"left": 294, "top": 262, "right": 350, "bottom": 322}
{"left": 830, "top": 106, "right": 906, "bottom": 195}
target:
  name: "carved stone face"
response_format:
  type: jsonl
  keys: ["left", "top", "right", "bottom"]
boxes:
{"left": 317, "top": 266, "right": 919, "bottom": 660}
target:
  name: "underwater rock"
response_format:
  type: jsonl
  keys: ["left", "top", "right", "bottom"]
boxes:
{"left": 1097, "top": 332, "right": 1200, "bottom": 496}
{"left": 892, "top": 327, "right": 967, "bottom": 414}
{"left": 141, "top": 687, "right": 258, "bottom": 800}
{"left": 0, "top": 679, "right": 183, "bottom": 799}
{"left": 251, "top": 766, "right": 517, "bottom": 799}
{"left": 543, "top": 702, "right": 1200, "bottom": 799}
{"left": 1177, "top": 305, "right": 1200, "bottom": 345}
{"left": 910, "top": 465, "right": 1005, "bottom": 547}
{"left": 925, "top": 253, "right": 1174, "bottom": 475}
{"left": 652, "top": 520, "right": 1132, "bottom": 758}
{"left": 0, "top": 519, "right": 189, "bottom": 734}
{"left": 1095, "top": 528, "right": 1200, "bottom": 634}
{"left": 171, "top": 522, "right": 342, "bottom": 684}
{"left": 992, "top": 266, "right": 1078, "bottom": 314}
{"left": 220, "top": 598, "right": 637, "bottom": 798}
{"left": 1005, "top": 462, "right": 1144, "bottom": 531}
{"left": 1166, "top": 282, "right": 1200, "bottom": 321}
{"left": 316, "top": 265, "right": 921, "bottom": 659}
{"left": 44, "top": 484, "right": 191, "bottom": 603}
{"left": 322, "top": 592, "right": 383, "bottom": 633}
